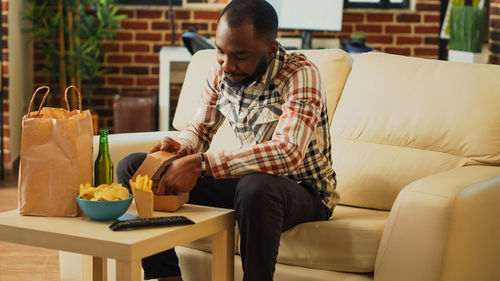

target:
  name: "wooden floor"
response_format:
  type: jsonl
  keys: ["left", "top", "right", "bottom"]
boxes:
{"left": 0, "top": 172, "right": 60, "bottom": 281}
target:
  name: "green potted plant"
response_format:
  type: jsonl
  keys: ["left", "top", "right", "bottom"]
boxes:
{"left": 448, "top": 0, "right": 486, "bottom": 63}
{"left": 24, "top": 0, "right": 126, "bottom": 133}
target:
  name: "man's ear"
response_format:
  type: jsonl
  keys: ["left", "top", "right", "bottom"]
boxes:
{"left": 267, "top": 41, "right": 278, "bottom": 60}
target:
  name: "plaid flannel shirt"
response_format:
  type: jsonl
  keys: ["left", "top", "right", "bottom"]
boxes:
{"left": 175, "top": 44, "right": 339, "bottom": 211}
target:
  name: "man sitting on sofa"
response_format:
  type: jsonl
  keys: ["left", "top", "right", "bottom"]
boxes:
{"left": 117, "top": 0, "right": 339, "bottom": 280}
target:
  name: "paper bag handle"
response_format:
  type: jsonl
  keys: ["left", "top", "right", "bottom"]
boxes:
{"left": 27, "top": 86, "right": 52, "bottom": 115}
{"left": 64, "top": 85, "right": 82, "bottom": 111}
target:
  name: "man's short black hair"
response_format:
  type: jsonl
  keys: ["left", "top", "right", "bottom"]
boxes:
{"left": 219, "top": 0, "right": 278, "bottom": 42}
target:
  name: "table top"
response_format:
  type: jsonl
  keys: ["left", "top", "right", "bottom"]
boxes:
{"left": 0, "top": 204, "right": 234, "bottom": 261}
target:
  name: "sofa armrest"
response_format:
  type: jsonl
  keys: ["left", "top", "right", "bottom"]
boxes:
{"left": 93, "top": 131, "right": 176, "bottom": 179}
{"left": 441, "top": 171, "right": 500, "bottom": 281}
{"left": 374, "top": 166, "right": 500, "bottom": 281}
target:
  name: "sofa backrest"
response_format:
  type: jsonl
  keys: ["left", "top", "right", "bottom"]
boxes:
{"left": 172, "top": 48, "right": 352, "bottom": 152}
{"left": 331, "top": 52, "right": 500, "bottom": 210}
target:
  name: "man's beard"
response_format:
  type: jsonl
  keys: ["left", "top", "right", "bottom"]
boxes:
{"left": 225, "top": 55, "right": 269, "bottom": 87}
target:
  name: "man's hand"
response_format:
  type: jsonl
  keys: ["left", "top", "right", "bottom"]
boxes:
{"left": 150, "top": 136, "right": 188, "bottom": 157}
{"left": 156, "top": 154, "right": 202, "bottom": 195}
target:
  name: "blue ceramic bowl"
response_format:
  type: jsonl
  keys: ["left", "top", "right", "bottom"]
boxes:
{"left": 76, "top": 194, "right": 133, "bottom": 221}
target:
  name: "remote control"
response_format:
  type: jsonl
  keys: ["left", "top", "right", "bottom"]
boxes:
{"left": 109, "top": 216, "right": 195, "bottom": 231}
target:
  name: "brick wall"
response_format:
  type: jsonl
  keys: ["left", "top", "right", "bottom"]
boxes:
{"left": 341, "top": 1, "right": 441, "bottom": 57}
{"left": 97, "top": 7, "right": 224, "bottom": 130}
{"left": 490, "top": 0, "right": 500, "bottom": 64}
{"left": 281, "top": 0, "right": 441, "bottom": 58}
{"left": 95, "top": 8, "right": 223, "bottom": 130}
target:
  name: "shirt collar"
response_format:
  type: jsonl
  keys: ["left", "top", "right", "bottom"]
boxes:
{"left": 254, "top": 42, "right": 286, "bottom": 87}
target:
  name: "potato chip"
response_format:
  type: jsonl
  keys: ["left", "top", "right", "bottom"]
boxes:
{"left": 78, "top": 182, "right": 130, "bottom": 201}
{"left": 79, "top": 183, "right": 96, "bottom": 200}
{"left": 101, "top": 189, "right": 115, "bottom": 201}
{"left": 114, "top": 187, "right": 130, "bottom": 200}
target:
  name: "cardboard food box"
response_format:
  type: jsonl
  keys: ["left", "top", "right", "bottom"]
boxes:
{"left": 131, "top": 151, "right": 189, "bottom": 216}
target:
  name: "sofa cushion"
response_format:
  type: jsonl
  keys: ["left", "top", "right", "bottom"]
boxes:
{"left": 172, "top": 49, "right": 215, "bottom": 131}
{"left": 177, "top": 246, "right": 375, "bottom": 281}
{"left": 182, "top": 205, "right": 388, "bottom": 273}
{"left": 331, "top": 53, "right": 500, "bottom": 210}
{"left": 292, "top": 49, "right": 352, "bottom": 121}
{"left": 277, "top": 205, "right": 388, "bottom": 273}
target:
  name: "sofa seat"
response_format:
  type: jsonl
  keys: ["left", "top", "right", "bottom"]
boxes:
{"left": 177, "top": 247, "right": 374, "bottom": 281}
{"left": 183, "top": 205, "right": 388, "bottom": 273}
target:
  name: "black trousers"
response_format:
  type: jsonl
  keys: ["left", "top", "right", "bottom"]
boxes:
{"left": 117, "top": 152, "right": 330, "bottom": 281}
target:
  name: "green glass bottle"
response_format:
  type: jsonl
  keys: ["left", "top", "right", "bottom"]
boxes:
{"left": 94, "top": 129, "right": 113, "bottom": 186}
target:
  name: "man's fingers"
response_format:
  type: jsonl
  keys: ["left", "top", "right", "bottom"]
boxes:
{"left": 165, "top": 185, "right": 177, "bottom": 196}
{"left": 159, "top": 136, "right": 181, "bottom": 152}
{"left": 159, "top": 137, "right": 169, "bottom": 150}
{"left": 149, "top": 142, "right": 161, "bottom": 154}
{"left": 177, "top": 147, "right": 188, "bottom": 157}
{"left": 156, "top": 184, "right": 166, "bottom": 196}
{"left": 150, "top": 137, "right": 176, "bottom": 154}
{"left": 160, "top": 142, "right": 170, "bottom": 151}
{"left": 157, "top": 177, "right": 176, "bottom": 195}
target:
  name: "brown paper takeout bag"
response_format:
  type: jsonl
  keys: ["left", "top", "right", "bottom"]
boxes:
{"left": 18, "top": 86, "right": 93, "bottom": 217}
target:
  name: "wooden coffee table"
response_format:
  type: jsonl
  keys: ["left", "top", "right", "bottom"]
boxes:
{"left": 0, "top": 204, "right": 235, "bottom": 281}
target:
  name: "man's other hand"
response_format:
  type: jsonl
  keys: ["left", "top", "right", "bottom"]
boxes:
{"left": 156, "top": 154, "right": 202, "bottom": 195}
{"left": 150, "top": 136, "right": 188, "bottom": 157}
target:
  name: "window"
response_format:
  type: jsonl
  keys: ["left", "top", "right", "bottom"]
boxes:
{"left": 344, "top": 0, "right": 409, "bottom": 9}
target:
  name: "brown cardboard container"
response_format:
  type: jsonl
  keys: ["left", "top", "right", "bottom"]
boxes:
{"left": 132, "top": 151, "right": 189, "bottom": 213}
{"left": 131, "top": 185, "right": 154, "bottom": 218}
{"left": 131, "top": 151, "right": 176, "bottom": 183}
{"left": 154, "top": 192, "right": 189, "bottom": 212}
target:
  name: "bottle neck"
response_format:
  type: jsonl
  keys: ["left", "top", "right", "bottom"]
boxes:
{"left": 98, "top": 130, "right": 109, "bottom": 155}
{"left": 99, "top": 140, "right": 109, "bottom": 155}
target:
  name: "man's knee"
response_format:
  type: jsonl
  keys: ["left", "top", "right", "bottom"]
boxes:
{"left": 235, "top": 173, "right": 280, "bottom": 210}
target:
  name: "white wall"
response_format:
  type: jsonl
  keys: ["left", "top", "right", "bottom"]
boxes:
{"left": 8, "top": 0, "right": 33, "bottom": 168}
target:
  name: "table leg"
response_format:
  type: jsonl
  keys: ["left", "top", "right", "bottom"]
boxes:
{"left": 212, "top": 227, "right": 235, "bottom": 281}
{"left": 116, "top": 259, "right": 141, "bottom": 281}
{"left": 92, "top": 256, "right": 107, "bottom": 281}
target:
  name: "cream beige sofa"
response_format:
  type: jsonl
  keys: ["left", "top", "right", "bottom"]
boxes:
{"left": 60, "top": 49, "right": 500, "bottom": 281}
